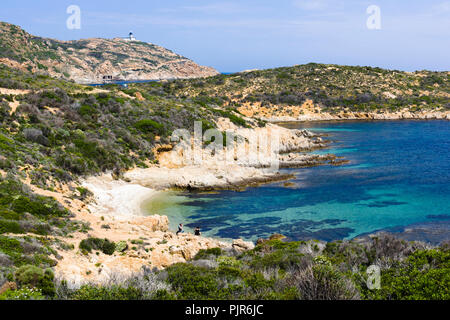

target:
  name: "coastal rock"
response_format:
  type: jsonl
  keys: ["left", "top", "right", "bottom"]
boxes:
{"left": 125, "top": 122, "right": 329, "bottom": 191}
{"left": 269, "top": 233, "right": 287, "bottom": 241}
{"left": 169, "top": 245, "right": 183, "bottom": 255}
{"left": 131, "top": 215, "right": 169, "bottom": 232}
{"left": 0, "top": 282, "right": 17, "bottom": 295}
{"left": 232, "top": 239, "right": 255, "bottom": 252}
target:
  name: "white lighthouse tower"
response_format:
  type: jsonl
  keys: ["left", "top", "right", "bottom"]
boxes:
{"left": 123, "top": 31, "right": 137, "bottom": 42}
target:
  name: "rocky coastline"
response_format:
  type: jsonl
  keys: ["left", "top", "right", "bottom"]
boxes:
{"left": 48, "top": 121, "right": 333, "bottom": 285}
{"left": 260, "top": 109, "right": 450, "bottom": 122}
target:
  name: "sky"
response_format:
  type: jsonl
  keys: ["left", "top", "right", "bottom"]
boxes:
{"left": 0, "top": 0, "right": 449, "bottom": 72}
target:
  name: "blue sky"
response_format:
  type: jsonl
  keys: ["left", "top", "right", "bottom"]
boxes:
{"left": 1, "top": 0, "right": 449, "bottom": 72}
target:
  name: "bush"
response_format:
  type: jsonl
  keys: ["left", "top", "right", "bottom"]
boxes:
{"left": 194, "top": 247, "right": 222, "bottom": 260}
{"left": 8, "top": 194, "right": 67, "bottom": 219}
{"left": 14, "top": 264, "right": 56, "bottom": 297}
{"left": 0, "top": 287, "right": 44, "bottom": 300}
{"left": 78, "top": 104, "right": 97, "bottom": 117}
{"left": 115, "top": 241, "right": 128, "bottom": 253}
{"left": 166, "top": 263, "right": 221, "bottom": 299}
{"left": 0, "top": 220, "right": 24, "bottom": 234}
{"left": 214, "top": 109, "right": 249, "bottom": 127}
{"left": 135, "top": 119, "right": 164, "bottom": 135}
{"left": 79, "top": 238, "right": 116, "bottom": 255}
{"left": 285, "top": 264, "right": 359, "bottom": 300}
{"left": 70, "top": 285, "right": 141, "bottom": 300}
{"left": 23, "top": 128, "right": 49, "bottom": 146}
{"left": 0, "top": 236, "right": 23, "bottom": 263}
{"left": 364, "top": 249, "right": 450, "bottom": 300}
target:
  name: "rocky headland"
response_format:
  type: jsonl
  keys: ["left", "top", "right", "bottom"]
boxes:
{"left": 0, "top": 21, "right": 219, "bottom": 84}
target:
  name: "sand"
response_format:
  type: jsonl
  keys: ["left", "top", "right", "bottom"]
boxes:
{"left": 81, "top": 175, "right": 161, "bottom": 219}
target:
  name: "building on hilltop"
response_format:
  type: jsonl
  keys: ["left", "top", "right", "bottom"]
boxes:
{"left": 122, "top": 32, "right": 137, "bottom": 42}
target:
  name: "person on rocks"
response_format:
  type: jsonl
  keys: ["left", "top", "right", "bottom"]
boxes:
{"left": 194, "top": 227, "right": 201, "bottom": 236}
{"left": 176, "top": 223, "right": 184, "bottom": 236}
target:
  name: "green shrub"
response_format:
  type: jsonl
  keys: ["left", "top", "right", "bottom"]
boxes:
{"left": 250, "top": 240, "right": 304, "bottom": 270}
{"left": 115, "top": 241, "right": 128, "bottom": 253}
{"left": 79, "top": 238, "right": 116, "bottom": 255}
{"left": 102, "top": 240, "right": 116, "bottom": 255}
{"left": 0, "top": 236, "right": 23, "bottom": 262}
{"left": 0, "top": 209, "right": 22, "bottom": 220}
{"left": 166, "top": 263, "right": 222, "bottom": 299}
{"left": 214, "top": 109, "right": 249, "bottom": 127}
{"left": 14, "top": 264, "right": 56, "bottom": 297}
{"left": 194, "top": 247, "right": 222, "bottom": 260}
{"left": 9, "top": 195, "right": 66, "bottom": 218}
{"left": 135, "top": 119, "right": 164, "bottom": 135}
{"left": 0, "top": 287, "right": 44, "bottom": 300}
{"left": 78, "top": 104, "right": 97, "bottom": 117}
{"left": 364, "top": 249, "right": 450, "bottom": 300}
{"left": 0, "top": 220, "right": 24, "bottom": 234}
{"left": 71, "top": 285, "right": 142, "bottom": 300}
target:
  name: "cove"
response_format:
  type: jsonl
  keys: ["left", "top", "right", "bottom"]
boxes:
{"left": 143, "top": 120, "right": 450, "bottom": 243}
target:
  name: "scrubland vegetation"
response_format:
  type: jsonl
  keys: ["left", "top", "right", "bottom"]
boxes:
{"left": 0, "top": 65, "right": 252, "bottom": 300}
{"left": 0, "top": 60, "right": 449, "bottom": 300}
{"left": 0, "top": 65, "right": 248, "bottom": 190}
{"left": 1, "top": 235, "right": 448, "bottom": 300}
{"left": 142, "top": 63, "right": 449, "bottom": 114}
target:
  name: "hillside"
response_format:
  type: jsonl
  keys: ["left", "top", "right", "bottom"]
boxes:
{"left": 140, "top": 63, "right": 450, "bottom": 121}
{"left": 0, "top": 37, "right": 449, "bottom": 300}
{"left": 0, "top": 22, "right": 218, "bottom": 84}
{"left": 0, "top": 65, "right": 237, "bottom": 187}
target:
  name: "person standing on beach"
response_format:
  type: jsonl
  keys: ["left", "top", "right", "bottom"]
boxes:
{"left": 176, "top": 223, "right": 184, "bottom": 236}
{"left": 194, "top": 227, "right": 201, "bottom": 236}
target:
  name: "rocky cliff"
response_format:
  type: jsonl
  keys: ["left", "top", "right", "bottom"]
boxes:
{"left": 0, "top": 21, "right": 219, "bottom": 84}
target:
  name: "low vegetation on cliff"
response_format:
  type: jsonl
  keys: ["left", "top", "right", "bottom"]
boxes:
{"left": 0, "top": 65, "right": 249, "bottom": 190}
{"left": 2, "top": 235, "right": 448, "bottom": 300}
{"left": 137, "top": 63, "right": 449, "bottom": 116}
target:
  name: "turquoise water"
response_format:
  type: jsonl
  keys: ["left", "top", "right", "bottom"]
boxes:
{"left": 143, "top": 120, "right": 450, "bottom": 242}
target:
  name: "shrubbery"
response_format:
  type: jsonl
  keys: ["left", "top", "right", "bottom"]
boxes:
{"left": 0, "top": 287, "right": 44, "bottom": 300}
{"left": 79, "top": 238, "right": 116, "bottom": 255}
{"left": 147, "top": 63, "right": 449, "bottom": 115}
{"left": 14, "top": 264, "right": 56, "bottom": 297}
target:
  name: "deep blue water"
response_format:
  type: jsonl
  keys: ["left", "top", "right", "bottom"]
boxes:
{"left": 144, "top": 120, "right": 450, "bottom": 242}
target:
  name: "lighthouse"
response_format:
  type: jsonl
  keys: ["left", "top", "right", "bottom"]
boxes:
{"left": 122, "top": 32, "right": 137, "bottom": 42}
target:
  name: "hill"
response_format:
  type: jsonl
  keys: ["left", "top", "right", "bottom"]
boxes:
{"left": 139, "top": 63, "right": 449, "bottom": 121}
{"left": 0, "top": 21, "right": 218, "bottom": 84}
{"left": 0, "top": 33, "right": 449, "bottom": 300}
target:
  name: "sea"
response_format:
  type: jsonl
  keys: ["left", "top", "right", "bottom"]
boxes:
{"left": 142, "top": 120, "right": 450, "bottom": 243}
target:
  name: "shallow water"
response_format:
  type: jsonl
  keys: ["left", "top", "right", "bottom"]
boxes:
{"left": 143, "top": 120, "right": 450, "bottom": 242}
